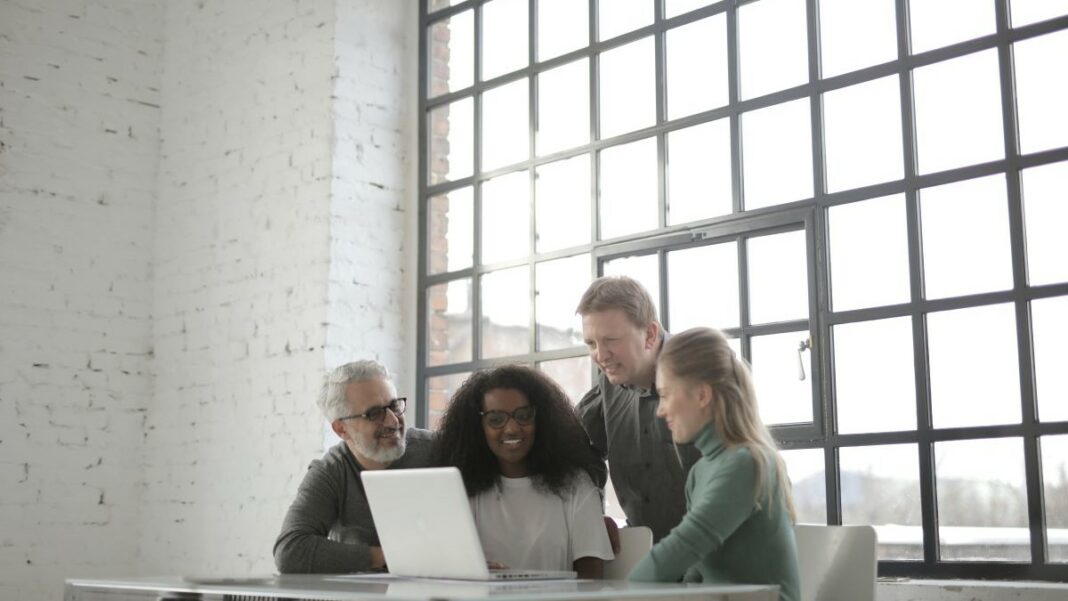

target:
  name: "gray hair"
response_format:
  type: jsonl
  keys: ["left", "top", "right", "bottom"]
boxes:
{"left": 317, "top": 360, "right": 393, "bottom": 421}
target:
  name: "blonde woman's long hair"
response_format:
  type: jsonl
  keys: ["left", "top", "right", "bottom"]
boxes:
{"left": 659, "top": 327, "right": 797, "bottom": 523}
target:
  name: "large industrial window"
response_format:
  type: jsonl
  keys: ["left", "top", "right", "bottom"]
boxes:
{"left": 417, "top": 0, "right": 1068, "bottom": 580}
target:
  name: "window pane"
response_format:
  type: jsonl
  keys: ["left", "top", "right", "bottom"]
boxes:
{"left": 428, "top": 186, "right": 474, "bottom": 275}
{"left": 1042, "top": 434, "right": 1068, "bottom": 562}
{"left": 823, "top": 75, "right": 904, "bottom": 193}
{"left": 666, "top": 14, "right": 728, "bottom": 119}
{"left": 482, "top": 0, "right": 528, "bottom": 81}
{"left": 600, "top": 36, "right": 656, "bottom": 138}
{"left": 928, "top": 303, "right": 1021, "bottom": 429}
{"left": 482, "top": 78, "right": 530, "bottom": 171}
{"left": 1033, "top": 295, "right": 1068, "bottom": 423}
{"left": 538, "top": 0, "right": 588, "bottom": 60}
{"left": 428, "top": 10, "right": 474, "bottom": 98}
{"left": 751, "top": 331, "right": 813, "bottom": 425}
{"left": 428, "top": 279, "right": 473, "bottom": 366}
{"left": 748, "top": 229, "right": 809, "bottom": 325}
{"left": 913, "top": 49, "right": 1004, "bottom": 175}
{"left": 1022, "top": 161, "right": 1068, "bottom": 286}
{"left": 834, "top": 317, "right": 916, "bottom": 434}
{"left": 429, "top": 0, "right": 453, "bottom": 12}
{"left": 429, "top": 97, "right": 474, "bottom": 184}
{"left": 920, "top": 174, "right": 1012, "bottom": 299}
{"left": 481, "top": 170, "right": 530, "bottom": 265}
{"left": 667, "top": 119, "right": 732, "bottom": 225}
{"left": 538, "top": 355, "right": 592, "bottom": 406}
{"left": 599, "top": 137, "right": 658, "bottom": 239}
{"left": 782, "top": 448, "right": 826, "bottom": 524}
{"left": 1011, "top": 0, "right": 1068, "bottom": 27}
{"left": 428, "top": 372, "right": 471, "bottom": 430}
{"left": 665, "top": 0, "right": 715, "bottom": 19}
{"left": 603, "top": 253, "right": 661, "bottom": 320}
{"left": 535, "top": 255, "right": 590, "bottom": 352}
{"left": 742, "top": 98, "right": 813, "bottom": 209}
{"left": 909, "top": 0, "right": 995, "bottom": 54}
{"left": 481, "top": 266, "right": 531, "bottom": 358}
{"left": 935, "top": 438, "right": 1029, "bottom": 562}
{"left": 738, "top": 0, "right": 808, "bottom": 100}
{"left": 828, "top": 194, "right": 910, "bottom": 311}
{"left": 598, "top": 0, "right": 653, "bottom": 41}
{"left": 818, "top": 0, "right": 897, "bottom": 78}
{"left": 1015, "top": 30, "right": 1068, "bottom": 155}
{"left": 668, "top": 242, "right": 740, "bottom": 332}
{"left": 840, "top": 444, "right": 922, "bottom": 560}
{"left": 535, "top": 155, "right": 591, "bottom": 252}
{"left": 537, "top": 58, "right": 590, "bottom": 155}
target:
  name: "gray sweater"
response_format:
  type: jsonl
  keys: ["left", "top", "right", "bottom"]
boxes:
{"left": 273, "top": 429, "right": 435, "bottom": 573}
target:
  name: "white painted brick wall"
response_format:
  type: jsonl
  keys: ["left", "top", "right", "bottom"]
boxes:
{"left": 2, "top": 0, "right": 415, "bottom": 597}
{"left": 141, "top": 0, "right": 339, "bottom": 576}
{"left": 327, "top": 0, "right": 417, "bottom": 394}
{"left": 141, "top": 0, "right": 416, "bottom": 579}
{"left": 0, "top": 1, "right": 161, "bottom": 600}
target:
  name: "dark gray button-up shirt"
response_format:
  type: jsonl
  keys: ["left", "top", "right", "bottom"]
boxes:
{"left": 577, "top": 370, "right": 701, "bottom": 543}
{"left": 273, "top": 429, "right": 434, "bottom": 573}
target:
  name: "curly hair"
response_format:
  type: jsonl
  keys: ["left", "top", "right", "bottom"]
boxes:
{"left": 433, "top": 364, "right": 605, "bottom": 497}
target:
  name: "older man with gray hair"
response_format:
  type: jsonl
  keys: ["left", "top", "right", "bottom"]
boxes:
{"left": 274, "top": 360, "right": 433, "bottom": 573}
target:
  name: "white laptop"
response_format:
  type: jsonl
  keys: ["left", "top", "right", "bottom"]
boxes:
{"left": 361, "top": 467, "right": 577, "bottom": 581}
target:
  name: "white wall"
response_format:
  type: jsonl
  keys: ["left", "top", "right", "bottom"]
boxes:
{"left": 327, "top": 0, "right": 418, "bottom": 392}
{"left": 0, "top": 1, "right": 161, "bottom": 599}
{"left": 140, "top": 0, "right": 338, "bottom": 575}
{"left": 0, "top": 0, "right": 415, "bottom": 598}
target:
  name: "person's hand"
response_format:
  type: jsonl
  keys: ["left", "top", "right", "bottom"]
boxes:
{"left": 487, "top": 561, "right": 508, "bottom": 570}
{"left": 604, "top": 516, "right": 621, "bottom": 554}
{"left": 369, "top": 546, "right": 387, "bottom": 570}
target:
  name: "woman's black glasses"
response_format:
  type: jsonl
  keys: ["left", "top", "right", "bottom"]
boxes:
{"left": 479, "top": 405, "right": 536, "bottom": 429}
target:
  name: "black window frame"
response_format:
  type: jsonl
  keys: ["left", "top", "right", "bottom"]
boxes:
{"left": 416, "top": 0, "right": 1068, "bottom": 580}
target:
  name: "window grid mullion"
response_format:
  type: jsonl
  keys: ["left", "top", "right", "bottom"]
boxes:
{"left": 725, "top": 0, "right": 743, "bottom": 216}
{"left": 994, "top": 0, "right": 1048, "bottom": 566}
{"left": 892, "top": 0, "right": 941, "bottom": 568}
{"left": 471, "top": 0, "right": 484, "bottom": 364}
{"left": 654, "top": 0, "right": 667, "bottom": 232}
{"left": 528, "top": 0, "right": 538, "bottom": 356}
{"left": 417, "top": 0, "right": 432, "bottom": 429}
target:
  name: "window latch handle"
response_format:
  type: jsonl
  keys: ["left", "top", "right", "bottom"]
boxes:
{"left": 797, "top": 337, "right": 812, "bottom": 381}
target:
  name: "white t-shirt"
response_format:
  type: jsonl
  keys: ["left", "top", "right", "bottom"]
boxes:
{"left": 470, "top": 472, "right": 615, "bottom": 571}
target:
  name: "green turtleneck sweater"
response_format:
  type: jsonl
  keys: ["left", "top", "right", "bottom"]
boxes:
{"left": 628, "top": 422, "right": 800, "bottom": 601}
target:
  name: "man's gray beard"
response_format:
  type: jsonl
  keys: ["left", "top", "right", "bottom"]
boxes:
{"left": 353, "top": 429, "right": 407, "bottom": 465}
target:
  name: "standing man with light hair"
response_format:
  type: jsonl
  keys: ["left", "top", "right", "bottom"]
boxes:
{"left": 576, "top": 276, "right": 701, "bottom": 543}
{"left": 274, "top": 360, "right": 433, "bottom": 573}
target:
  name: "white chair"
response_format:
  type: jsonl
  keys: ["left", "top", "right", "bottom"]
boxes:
{"left": 793, "top": 524, "right": 877, "bottom": 601}
{"left": 603, "top": 526, "right": 653, "bottom": 580}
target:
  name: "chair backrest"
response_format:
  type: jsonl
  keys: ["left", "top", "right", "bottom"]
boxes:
{"left": 602, "top": 526, "right": 653, "bottom": 580}
{"left": 793, "top": 524, "right": 877, "bottom": 601}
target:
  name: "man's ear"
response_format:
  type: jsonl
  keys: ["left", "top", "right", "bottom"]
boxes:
{"left": 330, "top": 419, "right": 348, "bottom": 440}
{"left": 644, "top": 321, "right": 660, "bottom": 350}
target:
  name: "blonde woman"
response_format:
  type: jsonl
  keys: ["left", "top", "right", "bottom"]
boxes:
{"left": 628, "top": 327, "right": 799, "bottom": 601}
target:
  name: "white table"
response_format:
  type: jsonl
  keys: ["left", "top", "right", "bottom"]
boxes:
{"left": 64, "top": 574, "right": 779, "bottom": 601}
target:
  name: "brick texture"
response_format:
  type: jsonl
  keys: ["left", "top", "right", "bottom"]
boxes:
{"left": 0, "top": 1, "right": 162, "bottom": 599}
{"left": 0, "top": 0, "right": 415, "bottom": 598}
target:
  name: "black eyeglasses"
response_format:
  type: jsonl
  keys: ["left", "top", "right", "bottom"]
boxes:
{"left": 479, "top": 405, "right": 536, "bottom": 429}
{"left": 338, "top": 398, "right": 407, "bottom": 423}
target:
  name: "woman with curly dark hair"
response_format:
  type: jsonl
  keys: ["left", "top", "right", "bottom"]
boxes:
{"left": 434, "top": 364, "right": 614, "bottom": 579}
